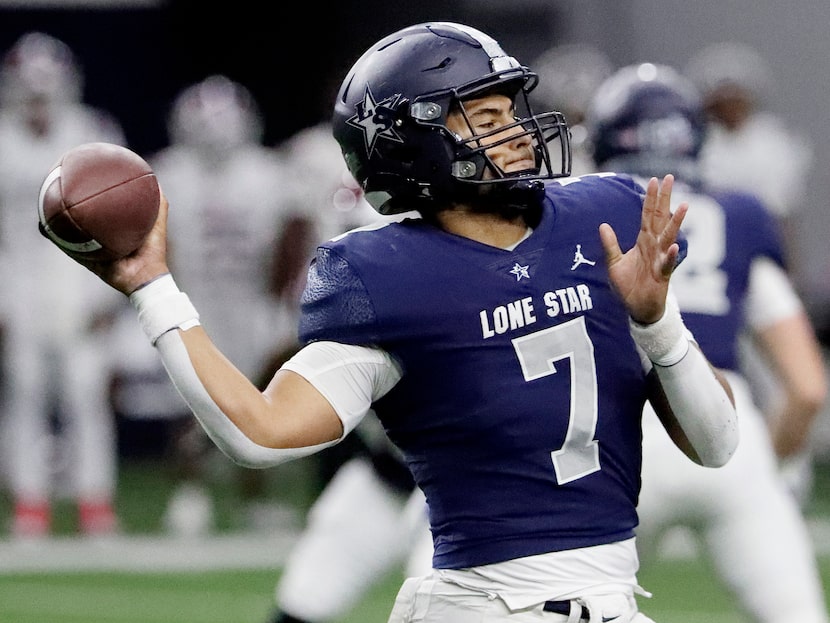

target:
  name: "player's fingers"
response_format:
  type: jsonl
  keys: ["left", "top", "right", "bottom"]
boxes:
{"left": 662, "top": 202, "right": 688, "bottom": 247}
{"left": 144, "top": 187, "right": 169, "bottom": 242}
{"left": 661, "top": 243, "right": 681, "bottom": 278}
{"left": 599, "top": 222, "right": 622, "bottom": 266}
{"left": 640, "top": 177, "right": 659, "bottom": 225}
{"left": 651, "top": 174, "right": 675, "bottom": 228}
{"left": 655, "top": 174, "right": 674, "bottom": 220}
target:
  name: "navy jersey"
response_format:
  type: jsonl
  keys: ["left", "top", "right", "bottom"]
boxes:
{"left": 299, "top": 173, "right": 653, "bottom": 569}
{"left": 667, "top": 182, "right": 785, "bottom": 370}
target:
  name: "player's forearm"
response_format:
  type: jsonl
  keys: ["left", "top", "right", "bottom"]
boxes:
{"left": 631, "top": 297, "right": 738, "bottom": 467}
{"left": 650, "top": 346, "right": 738, "bottom": 467}
{"left": 131, "top": 274, "right": 342, "bottom": 467}
{"left": 756, "top": 313, "right": 827, "bottom": 458}
{"left": 768, "top": 378, "right": 826, "bottom": 458}
{"left": 769, "top": 399, "right": 820, "bottom": 459}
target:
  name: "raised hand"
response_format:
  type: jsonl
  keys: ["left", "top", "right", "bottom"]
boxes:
{"left": 599, "top": 174, "right": 687, "bottom": 324}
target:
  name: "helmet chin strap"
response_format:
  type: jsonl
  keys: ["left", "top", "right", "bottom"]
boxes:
{"left": 461, "top": 177, "right": 545, "bottom": 217}
{"left": 492, "top": 178, "right": 546, "bottom": 213}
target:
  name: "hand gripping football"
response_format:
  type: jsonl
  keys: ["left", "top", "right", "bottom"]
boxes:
{"left": 38, "top": 142, "right": 160, "bottom": 260}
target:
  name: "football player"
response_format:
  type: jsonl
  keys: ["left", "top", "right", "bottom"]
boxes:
{"left": 63, "top": 22, "right": 737, "bottom": 622}
{"left": 584, "top": 62, "right": 828, "bottom": 623}
{"left": 685, "top": 42, "right": 813, "bottom": 255}
{"left": 266, "top": 122, "right": 431, "bottom": 623}
{"left": 149, "top": 75, "right": 310, "bottom": 534}
{"left": 685, "top": 42, "right": 819, "bottom": 500}
{"left": 0, "top": 32, "right": 125, "bottom": 537}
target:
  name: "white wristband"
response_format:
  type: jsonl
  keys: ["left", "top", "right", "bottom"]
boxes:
{"left": 129, "top": 273, "right": 200, "bottom": 345}
{"left": 628, "top": 298, "right": 690, "bottom": 367}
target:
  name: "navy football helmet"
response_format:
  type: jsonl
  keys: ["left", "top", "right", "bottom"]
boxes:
{"left": 332, "top": 22, "right": 571, "bottom": 215}
{"left": 585, "top": 62, "right": 706, "bottom": 182}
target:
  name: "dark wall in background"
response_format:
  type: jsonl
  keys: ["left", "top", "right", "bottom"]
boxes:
{"left": 0, "top": 7, "right": 172, "bottom": 155}
{"left": 0, "top": 2, "right": 469, "bottom": 156}
{"left": 0, "top": 2, "right": 563, "bottom": 157}
{"left": 2, "top": 1, "right": 828, "bottom": 314}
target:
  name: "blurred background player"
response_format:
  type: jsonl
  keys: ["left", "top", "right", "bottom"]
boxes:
{"left": 685, "top": 41, "right": 821, "bottom": 502}
{"left": 277, "top": 121, "right": 380, "bottom": 250}
{"left": 141, "top": 74, "right": 309, "bottom": 534}
{"left": 585, "top": 61, "right": 828, "bottom": 623}
{"left": 684, "top": 41, "right": 813, "bottom": 271}
{"left": 265, "top": 119, "right": 431, "bottom": 623}
{"left": 266, "top": 412, "right": 432, "bottom": 623}
{"left": 0, "top": 31, "right": 125, "bottom": 538}
{"left": 529, "top": 42, "right": 614, "bottom": 176}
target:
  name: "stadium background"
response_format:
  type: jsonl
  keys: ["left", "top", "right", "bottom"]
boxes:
{"left": 3, "top": 0, "right": 829, "bottom": 453}
{"left": 2, "top": 0, "right": 828, "bottom": 316}
{"left": 1, "top": 1, "right": 830, "bottom": 621}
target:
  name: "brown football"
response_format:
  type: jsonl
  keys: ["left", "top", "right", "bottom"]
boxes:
{"left": 38, "top": 142, "right": 160, "bottom": 260}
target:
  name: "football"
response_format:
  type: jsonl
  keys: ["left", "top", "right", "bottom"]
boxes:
{"left": 37, "top": 142, "right": 160, "bottom": 260}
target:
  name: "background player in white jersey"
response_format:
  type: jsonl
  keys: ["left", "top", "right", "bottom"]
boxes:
{"left": 585, "top": 62, "right": 828, "bottom": 623}
{"left": 0, "top": 32, "right": 124, "bottom": 537}
{"left": 685, "top": 42, "right": 813, "bottom": 258}
{"left": 529, "top": 42, "right": 615, "bottom": 177}
{"left": 266, "top": 123, "right": 430, "bottom": 623}
{"left": 154, "top": 74, "right": 299, "bottom": 378}
{"left": 145, "top": 74, "right": 306, "bottom": 533}
{"left": 267, "top": 411, "right": 432, "bottom": 623}
{"left": 60, "top": 22, "right": 737, "bottom": 622}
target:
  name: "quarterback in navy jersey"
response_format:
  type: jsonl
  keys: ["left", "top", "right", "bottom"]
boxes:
{"left": 60, "top": 23, "right": 737, "bottom": 623}
{"left": 301, "top": 173, "right": 660, "bottom": 568}
{"left": 585, "top": 62, "right": 828, "bottom": 623}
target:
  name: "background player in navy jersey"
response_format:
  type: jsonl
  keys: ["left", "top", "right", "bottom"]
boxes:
{"left": 584, "top": 62, "right": 828, "bottom": 623}
{"left": 57, "top": 22, "right": 737, "bottom": 623}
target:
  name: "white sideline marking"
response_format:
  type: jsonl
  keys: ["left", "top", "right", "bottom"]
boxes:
{"left": 2, "top": 518, "right": 829, "bottom": 573}
{"left": 0, "top": 530, "right": 299, "bottom": 573}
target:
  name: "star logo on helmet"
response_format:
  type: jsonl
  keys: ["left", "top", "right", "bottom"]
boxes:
{"left": 347, "top": 86, "right": 404, "bottom": 157}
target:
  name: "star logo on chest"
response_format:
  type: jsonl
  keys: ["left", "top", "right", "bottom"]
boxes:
{"left": 509, "top": 262, "right": 530, "bottom": 281}
{"left": 346, "top": 86, "right": 404, "bottom": 157}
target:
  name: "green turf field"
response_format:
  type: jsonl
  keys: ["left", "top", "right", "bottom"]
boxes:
{"left": 4, "top": 555, "right": 830, "bottom": 623}
{"left": 1, "top": 456, "right": 829, "bottom": 622}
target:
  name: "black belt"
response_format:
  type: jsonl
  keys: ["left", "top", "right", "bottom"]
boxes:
{"left": 543, "top": 600, "right": 590, "bottom": 619}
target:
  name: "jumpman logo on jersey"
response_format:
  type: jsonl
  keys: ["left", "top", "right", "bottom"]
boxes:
{"left": 570, "top": 244, "right": 596, "bottom": 270}
{"left": 509, "top": 262, "right": 530, "bottom": 281}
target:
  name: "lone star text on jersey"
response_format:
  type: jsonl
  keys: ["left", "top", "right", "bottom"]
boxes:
{"left": 479, "top": 284, "right": 594, "bottom": 338}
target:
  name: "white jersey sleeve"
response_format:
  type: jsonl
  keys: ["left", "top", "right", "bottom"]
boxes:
{"left": 744, "top": 257, "right": 803, "bottom": 330}
{"left": 281, "top": 341, "right": 403, "bottom": 435}
{"left": 155, "top": 330, "right": 401, "bottom": 468}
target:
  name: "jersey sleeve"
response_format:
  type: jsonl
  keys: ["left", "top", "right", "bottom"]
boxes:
{"left": 744, "top": 257, "right": 803, "bottom": 330}
{"left": 298, "top": 246, "right": 380, "bottom": 345}
{"left": 281, "top": 341, "right": 402, "bottom": 434}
